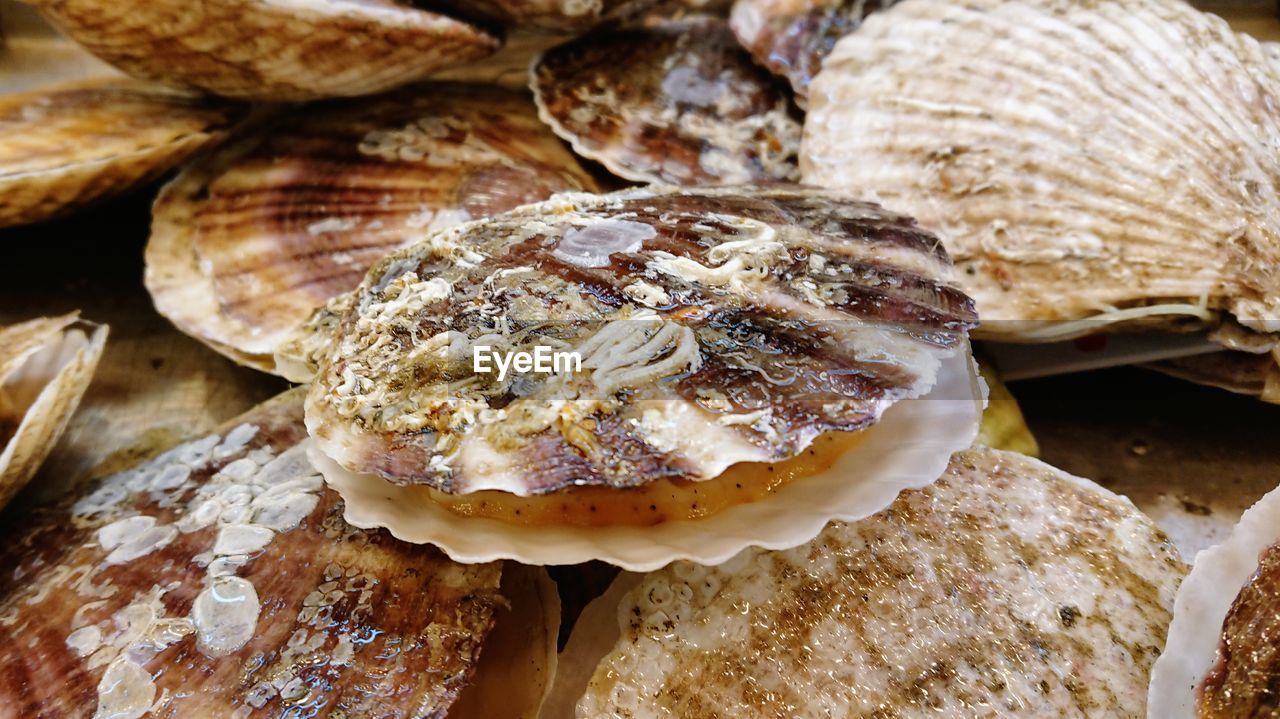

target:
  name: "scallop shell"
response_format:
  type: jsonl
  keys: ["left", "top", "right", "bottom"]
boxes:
{"left": 555, "top": 448, "right": 1185, "bottom": 718}
{"left": 729, "top": 0, "right": 895, "bottom": 102}
{"left": 305, "top": 185, "right": 977, "bottom": 496}
{"left": 0, "top": 77, "right": 243, "bottom": 228}
{"left": 1147, "top": 349, "right": 1280, "bottom": 404}
{"left": 0, "top": 312, "right": 106, "bottom": 509}
{"left": 531, "top": 16, "right": 801, "bottom": 185}
{"left": 0, "top": 1, "right": 121, "bottom": 95}
{"left": 310, "top": 350, "right": 982, "bottom": 570}
{"left": 427, "top": 0, "right": 657, "bottom": 30}
{"left": 0, "top": 388, "right": 558, "bottom": 718}
{"left": 802, "top": 0, "right": 1280, "bottom": 341}
{"left": 146, "top": 83, "right": 601, "bottom": 374}
{"left": 27, "top": 0, "right": 500, "bottom": 101}
{"left": 1149, "top": 483, "right": 1280, "bottom": 718}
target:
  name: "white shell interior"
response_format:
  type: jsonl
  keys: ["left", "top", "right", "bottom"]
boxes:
{"left": 313, "top": 351, "right": 986, "bottom": 571}
{"left": 1148, "top": 483, "right": 1280, "bottom": 719}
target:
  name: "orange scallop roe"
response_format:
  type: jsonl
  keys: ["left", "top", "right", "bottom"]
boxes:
{"left": 416, "top": 431, "right": 867, "bottom": 528}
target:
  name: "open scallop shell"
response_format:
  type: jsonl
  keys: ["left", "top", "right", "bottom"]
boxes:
{"left": 531, "top": 16, "right": 801, "bottom": 185}
{"left": 312, "top": 350, "right": 982, "bottom": 571}
{"left": 0, "top": 312, "right": 106, "bottom": 509}
{"left": 0, "top": 77, "right": 243, "bottom": 228}
{"left": 0, "top": 387, "right": 558, "bottom": 718}
{"left": 305, "top": 185, "right": 977, "bottom": 496}
{"left": 1149, "top": 483, "right": 1280, "bottom": 718}
{"left": 802, "top": 0, "right": 1280, "bottom": 342}
{"left": 729, "top": 0, "right": 895, "bottom": 103}
{"left": 146, "top": 83, "right": 601, "bottom": 374}
{"left": 26, "top": 0, "right": 500, "bottom": 101}
{"left": 548, "top": 447, "right": 1184, "bottom": 718}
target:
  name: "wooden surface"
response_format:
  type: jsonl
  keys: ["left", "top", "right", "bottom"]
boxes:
{"left": 0, "top": 195, "right": 287, "bottom": 508}
{"left": 0, "top": 4, "right": 1277, "bottom": 562}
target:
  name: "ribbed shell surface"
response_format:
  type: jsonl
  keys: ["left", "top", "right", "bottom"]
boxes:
{"left": 577, "top": 447, "right": 1185, "bottom": 718}
{"left": 0, "top": 78, "right": 242, "bottom": 228}
{"left": 802, "top": 0, "right": 1280, "bottom": 339}
{"left": 0, "top": 389, "right": 507, "bottom": 718}
{"left": 146, "top": 84, "right": 600, "bottom": 372}
{"left": 305, "top": 185, "right": 976, "bottom": 495}
{"left": 29, "top": 0, "right": 500, "bottom": 100}
{"left": 531, "top": 16, "right": 801, "bottom": 186}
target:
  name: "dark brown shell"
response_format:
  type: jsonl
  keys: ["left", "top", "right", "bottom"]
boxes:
{"left": 0, "top": 389, "right": 511, "bottom": 717}
{"left": 29, "top": 0, "right": 500, "bottom": 100}
{"left": 146, "top": 83, "right": 601, "bottom": 373}
{"left": 306, "top": 185, "right": 976, "bottom": 495}
{"left": 531, "top": 16, "right": 801, "bottom": 185}
{"left": 1146, "top": 350, "right": 1280, "bottom": 403}
{"left": 0, "top": 78, "right": 243, "bottom": 228}
{"left": 729, "top": 0, "right": 896, "bottom": 102}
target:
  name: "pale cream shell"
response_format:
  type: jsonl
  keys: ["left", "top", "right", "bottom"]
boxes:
{"left": 0, "top": 2, "right": 121, "bottom": 95}
{"left": 0, "top": 77, "right": 243, "bottom": 228}
{"left": 802, "top": 0, "right": 1280, "bottom": 341}
{"left": 0, "top": 312, "right": 106, "bottom": 509}
{"left": 551, "top": 448, "right": 1184, "bottom": 718}
{"left": 1148, "top": 483, "right": 1280, "bottom": 719}
{"left": 454, "top": 563, "right": 562, "bottom": 719}
{"left": 312, "top": 351, "right": 984, "bottom": 571}
{"left": 28, "top": 0, "right": 500, "bottom": 100}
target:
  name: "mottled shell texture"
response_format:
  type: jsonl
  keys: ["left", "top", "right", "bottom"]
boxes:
{"left": 0, "top": 78, "right": 242, "bottom": 228}
{"left": 306, "top": 185, "right": 975, "bottom": 496}
{"left": 146, "top": 84, "right": 600, "bottom": 373}
{"left": 730, "top": 0, "right": 896, "bottom": 101}
{"left": 532, "top": 16, "right": 801, "bottom": 186}
{"left": 802, "top": 0, "right": 1280, "bottom": 340}
{"left": 575, "top": 448, "right": 1184, "bottom": 718}
{"left": 30, "top": 0, "right": 501, "bottom": 100}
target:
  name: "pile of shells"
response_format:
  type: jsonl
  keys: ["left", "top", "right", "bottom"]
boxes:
{"left": 3, "top": 0, "right": 1280, "bottom": 717}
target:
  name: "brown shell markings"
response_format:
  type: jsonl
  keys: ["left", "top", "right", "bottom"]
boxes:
{"left": 729, "top": 0, "right": 896, "bottom": 101}
{"left": 306, "top": 185, "right": 976, "bottom": 496}
{"left": 802, "top": 0, "right": 1280, "bottom": 340}
{"left": 0, "top": 389, "right": 540, "bottom": 718}
{"left": 569, "top": 448, "right": 1185, "bottom": 718}
{"left": 0, "top": 313, "right": 106, "bottom": 511}
{"left": 146, "top": 83, "right": 601, "bottom": 374}
{"left": 28, "top": 0, "right": 501, "bottom": 100}
{"left": 0, "top": 78, "right": 243, "bottom": 229}
{"left": 531, "top": 16, "right": 801, "bottom": 186}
